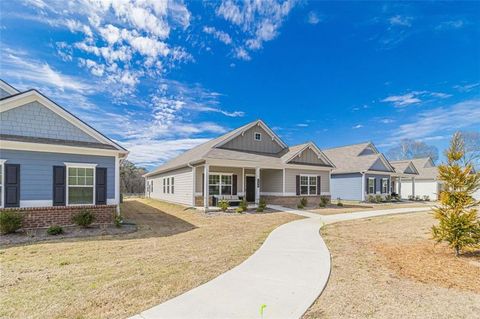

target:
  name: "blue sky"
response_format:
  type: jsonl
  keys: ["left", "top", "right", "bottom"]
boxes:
{"left": 1, "top": 0, "right": 479, "bottom": 169}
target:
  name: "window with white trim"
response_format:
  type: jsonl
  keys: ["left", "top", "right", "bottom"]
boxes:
{"left": 171, "top": 177, "right": 174, "bottom": 194}
{"left": 254, "top": 132, "right": 262, "bottom": 141}
{"left": 367, "top": 178, "right": 375, "bottom": 194}
{"left": 381, "top": 178, "right": 388, "bottom": 194}
{"left": 0, "top": 160, "right": 4, "bottom": 208}
{"left": 67, "top": 166, "right": 95, "bottom": 205}
{"left": 300, "top": 175, "right": 317, "bottom": 196}
{"left": 209, "top": 174, "right": 232, "bottom": 195}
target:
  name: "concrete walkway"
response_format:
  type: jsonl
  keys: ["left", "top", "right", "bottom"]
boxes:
{"left": 130, "top": 205, "right": 432, "bottom": 319}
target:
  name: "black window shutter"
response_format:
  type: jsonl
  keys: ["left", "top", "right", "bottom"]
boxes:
{"left": 296, "top": 175, "right": 300, "bottom": 195}
{"left": 53, "top": 166, "right": 66, "bottom": 206}
{"left": 317, "top": 176, "right": 321, "bottom": 195}
{"left": 374, "top": 178, "right": 377, "bottom": 194}
{"left": 232, "top": 175, "right": 237, "bottom": 195}
{"left": 5, "top": 164, "right": 20, "bottom": 208}
{"left": 202, "top": 173, "right": 205, "bottom": 195}
{"left": 96, "top": 168, "right": 107, "bottom": 205}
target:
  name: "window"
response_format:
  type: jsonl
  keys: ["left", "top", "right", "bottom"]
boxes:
{"left": 150, "top": 180, "right": 154, "bottom": 192}
{"left": 209, "top": 174, "right": 232, "bottom": 195}
{"left": 381, "top": 178, "right": 388, "bottom": 194}
{"left": 300, "top": 175, "right": 317, "bottom": 196}
{"left": 171, "top": 177, "right": 174, "bottom": 194}
{"left": 368, "top": 178, "right": 375, "bottom": 194}
{"left": 254, "top": 132, "right": 262, "bottom": 141}
{"left": 146, "top": 181, "right": 150, "bottom": 193}
{"left": 67, "top": 166, "right": 95, "bottom": 205}
{"left": 163, "top": 178, "right": 166, "bottom": 193}
{"left": 0, "top": 160, "right": 4, "bottom": 208}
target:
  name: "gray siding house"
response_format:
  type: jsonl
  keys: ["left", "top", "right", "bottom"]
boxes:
{"left": 144, "top": 120, "right": 335, "bottom": 208}
{"left": 0, "top": 80, "right": 128, "bottom": 228}
{"left": 324, "top": 142, "right": 398, "bottom": 201}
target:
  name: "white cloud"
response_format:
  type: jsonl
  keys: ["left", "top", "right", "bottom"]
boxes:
{"left": 379, "top": 118, "right": 395, "bottom": 124}
{"left": 203, "top": 26, "right": 232, "bottom": 45}
{"left": 393, "top": 99, "right": 480, "bottom": 139}
{"left": 216, "top": 0, "right": 298, "bottom": 59}
{"left": 453, "top": 82, "right": 479, "bottom": 92}
{"left": 381, "top": 90, "right": 451, "bottom": 107}
{"left": 389, "top": 15, "right": 413, "bottom": 27}
{"left": 353, "top": 124, "right": 364, "bottom": 129}
{"left": 296, "top": 123, "right": 309, "bottom": 127}
{"left": 436, "top": 20, "right": 465, "bottom": 30}
{"left": 307, "top": 11, "right": 321, "bottom": 25}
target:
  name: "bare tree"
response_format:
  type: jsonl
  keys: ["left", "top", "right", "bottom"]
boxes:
{"left": 120, "top": 160, "right": 147, "bottom": 194}
{"left": 387, "top": 139, "right": 439, "bottom": 162}
{"left": 460, "top": 131, "right": 480, "bottom": 169}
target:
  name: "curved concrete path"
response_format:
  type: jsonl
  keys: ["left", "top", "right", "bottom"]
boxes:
{"left": 130, "top": 205, "right": 432, "bottom": 319}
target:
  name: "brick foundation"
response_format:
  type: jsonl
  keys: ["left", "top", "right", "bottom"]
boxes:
{"left": 261, "top": 195, "right": 331, "bottom": 207}
{"left": 0, "top": 205, "right": 117, "bottom": 229}
{"left": 194, "top": 196, "right": 213, "bottom": 207}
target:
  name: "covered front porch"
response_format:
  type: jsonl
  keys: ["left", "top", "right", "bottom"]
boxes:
{"left": 391, "top": 174, "right": 416, "bottom": 199}
{"left": 192, "top": 163, "right": 330, "bottom": 210}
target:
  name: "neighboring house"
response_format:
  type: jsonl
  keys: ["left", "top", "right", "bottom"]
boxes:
{"left": 0, "top": 79, "right": 128, "bottom": 228}
{"left": 399, "top": 157, "right": 441, "bottom": 200}
{"left": 323, "top": 142, "right": 397, "bottom": 201}
{"left": 144, "top": 120, "right": 335, "bottom": 208}
{"left": 389, "top": 160, "right": 420, "bottom": 199}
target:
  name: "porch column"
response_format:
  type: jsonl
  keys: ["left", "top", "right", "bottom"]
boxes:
{"left": 398, "top": 177, "right": 402, "bottom": 198}
{"left": 204, "top": 164, "right": 209, "bottom": 210}
{"left": 282, "top": 168, "right": 286, "bottom": 196}
{"left": 412, "top": 177, "right": 415, "bottom": 198}
{"left": 242, "top": 168, "right": 245, "bottom": 195}
{"left": 255, "top": 167, "right": 260, "bottom": 204}
{"left": 361, "top": 172, "right": 366, "bottom": 201}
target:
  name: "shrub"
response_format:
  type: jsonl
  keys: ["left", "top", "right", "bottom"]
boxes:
{"left": 408, "top": 195, "right": 415, "bottom": 201}
{"left": 47, "top": 225, "right": 63, "bottom": 235}
{"left": 375, "top": 195, "right": 382, "bottom": 203}
{"left": 297, "top": 204, "right": 304, "bottom": 209}
{"left": 367, "top": 195, "right": 375, "bottom": 203}
{"left": 423, "top": 195, "right": 430, "bottom": 201}
{"left": 72, "top": 209, "right": 95, "bottom": 228}
{"left": 318, "top": 202, "right": 326, "bottom": 208}
{"left": 320, "top": 196, "right": 330, "bottom": 206}
{"left": 336, "top": 197, "right": 343, "bottom": 207}
{"left": 239, "top": 199, "right": 248, "bottom": 212}
{"left": 218, "top": 199, "right": 229, "bottom": 212}
{"left": 300, "top": 197, "right": 308, "bottom": 207}
{"left": 415, "top": 195, "right": 421, "bottom": 201}
{"left": 114, "top": 215, "right": 123, "bottom": 227}
{"left": 235, "top": 207, "right": 244, "bottom": 214}
{"left": 0, "top": 210, "right": 23, "bottom": 234}
{"left": 256, "top": 198, "right": 267, "bottom": 212}
{"left": 385, "top": 194, "right": 392, "bottom": 202}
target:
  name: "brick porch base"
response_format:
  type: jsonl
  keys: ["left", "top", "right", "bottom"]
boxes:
{"left": 262, "top": 195, "right": 331, "bottom": 207}
{"left": 0, "top": 205, "right": 117, "bottom": 229}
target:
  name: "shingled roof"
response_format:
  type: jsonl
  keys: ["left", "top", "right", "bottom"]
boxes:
{"left": 389, "top": 159, "right": 419, "bottom": 175}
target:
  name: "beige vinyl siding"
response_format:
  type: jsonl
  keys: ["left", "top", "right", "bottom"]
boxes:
{"left": 285, "top": 168, "right": 330, "bottom": 195}
{"left": 289, "top": 148, "right": 327, "bottom": 166}
{"left": 194, "top": 166, "right": 243, "bottom": 194}
{"left": 260, "top": 169, "right": 283, "bottom": 193}
{"left": 147, "top": 166, "right": 193, "bottom": 206}
{"left": 220, "top": 125, "right": 283, "bottom": 154}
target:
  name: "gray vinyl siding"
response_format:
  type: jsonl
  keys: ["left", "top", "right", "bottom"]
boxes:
{"left": 330, "top": 173, "right": 363, "bottom": 200}
{"left": 404, "top": 165, "right": 416, "bottom": 174}
{"left": 260, "top": 169, "right": 283, "bottom": 193}
{"left": 147, "top": 166, "right": 193, "bottom": 206}
{"left": 0, "top": 101, "right": 98, "bottom": 143}
{"left": 0, "top": 87, "right": 11, "bottom": 98}
{"left": 285, "top": 168, "right": 330, "bottom": 194}
{"left": 369, "top": 158, "right": 391, "bottom": 172}
{"left": 220, "top": 125, "right": 283, "bottom": 154}
{"left": 0, "top": 149, "right": 115, "bottom": 201}
{"left": 194, "top": 166, "right": 243, "bottom": 194}
{"left": 289, "top": 148, "right": 327, "bottom": 166}
{"left": 365, "top": 174, "right": 391, "bottom": 194}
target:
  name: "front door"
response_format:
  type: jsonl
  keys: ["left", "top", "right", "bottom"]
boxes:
{"left": 246, "top": 176, "right": 255, "bottom": 202}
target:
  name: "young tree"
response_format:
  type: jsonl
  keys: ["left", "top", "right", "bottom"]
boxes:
{"left": 387, "top": 138, "right": 439, "bottom": 161}
{"left": 431, "top": 132, "right": 480, "bottom": 256}
{"left": 120, "top": 160, "right": 148, "bottom": 194}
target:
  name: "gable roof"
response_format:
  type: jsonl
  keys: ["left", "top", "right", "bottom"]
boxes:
{"left": 145, "top": 120, "right": 334, "bottom": 177}
{"left": 281, "top": 142, "right": 335, "bottom": 167}
{"left": 389, "top": 159, "right": 419, "bottom": 175}
{"left": 0, "top": 87, "right": 127, "bottom": 153}
{"left": 0, "top": 79, "right": 19, "bottom": 96}
{"left": 409, "top": 157, "right": 438, "bottom": 180}
{"left": 323, "top": 142, "right": 395, "bottom": 174}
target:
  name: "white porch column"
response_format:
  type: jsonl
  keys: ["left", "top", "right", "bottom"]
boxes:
{"left": 115, "top": 155, "right": 120, "bottom": 215}
{"left": 204, "top": 164, "right": 209, "bottom": 209}
{"left": 361, "top": 172, "right": 365, "bottom": 201}
{"left": 255, "top": 167, "right": 260, "bottom": 204}
{"left": 242, "top": 168, "right": 245, "bottom": 195}
{"left": 282, "top": 168, "right": 286, "bottom": 196}
{"left": 412, "top": 177, "right": 415, "bottom": 198}
{"left": 192, "top": 166, "right": 196, "bottom": 207}
{"left": 398, "top": 177, "right": 402, "bottom": 198}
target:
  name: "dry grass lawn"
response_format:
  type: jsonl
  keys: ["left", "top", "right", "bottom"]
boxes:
{"left": 309, "top": 201, "right": 433, "bottom": 215}
{"left": 303, "top": 211, "right": 480, "bottom": 319}
{"left": 0, "top": 198, "right": 300, "bottom": 319}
